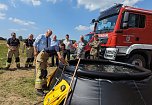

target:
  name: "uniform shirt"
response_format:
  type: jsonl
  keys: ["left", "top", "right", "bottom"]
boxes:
{"left": 7, "top": 38, "right": 20, "bottom": 46}
{"left": 24, "top": 39, "right": 34, "bottom": 47}
{"left": 89, "top": 40, "right": 100, "bottom": 55}
{"left": 63, "top": 39, "right": 72, "bottom": 50}
{"left": 33, "top": 34, "right": 51, "bottom": 52}
{"left": 89, "top": 40, "right": 100, "bottom": 48}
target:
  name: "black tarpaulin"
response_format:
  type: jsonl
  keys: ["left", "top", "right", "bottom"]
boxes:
{"left": 48, "top": 59, "right": 152, "bottom": 105}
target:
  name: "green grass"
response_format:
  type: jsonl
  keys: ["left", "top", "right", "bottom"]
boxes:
{"left": 0, "top": 40, "right": 40, "bottom": 105}
{"left": 0, "top": 41, "right": 7, "bottom": 68}
{"left": 14, "top": 77, "right": 37, "bottom": 100}
{"left": 0, "top": 73, "right": 37, "bottom": 101}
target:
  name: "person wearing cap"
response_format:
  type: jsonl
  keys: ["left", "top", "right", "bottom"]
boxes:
{"left": 63, "top": 34, "right": 72, "bottom": 60}
{"left": 89, "top": 35, "right": 100, "bottom": 59}
{"left": 34, "top": 29, "right": 67, "bottom": 96}
{"left": 6, "top": 32, "right": 20, "bottom": 69}
{"left": 22, "top": 34, "right": 35, "bottom": 68}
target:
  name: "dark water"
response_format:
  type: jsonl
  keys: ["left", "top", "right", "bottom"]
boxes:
{"left": 70, "top": 64, "right": 141, "bottom": 73}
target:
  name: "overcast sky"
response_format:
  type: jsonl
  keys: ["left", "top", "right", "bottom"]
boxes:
{"left": 0, "top": 0, "right": 151, "bottom": 40}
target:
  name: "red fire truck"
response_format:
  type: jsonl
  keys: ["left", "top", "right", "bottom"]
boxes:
{"left": 89, "top": 4, "right": 152, "bottom": 69}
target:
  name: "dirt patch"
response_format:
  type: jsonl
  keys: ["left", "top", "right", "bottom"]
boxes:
{"left": 0, "top": 67, "right": 57, "bottom": 105}
{"left": 0, "top": 70, "right": 33, "bottom": 81}
{"left": 0, "top": 93, "right": 36, "bottom": 105}
{"left": 0, "top": 69, "right": 36, "bottom": 105}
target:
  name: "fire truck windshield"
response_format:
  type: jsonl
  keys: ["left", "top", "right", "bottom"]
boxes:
{"left": 95, "top": 4, "right": 122, "bottom": 34}
{"left": 84, "top": 34, "right": 94, "bottom": 42}
{"left": 96, "top": 15, "right": 118, "bottom": 34}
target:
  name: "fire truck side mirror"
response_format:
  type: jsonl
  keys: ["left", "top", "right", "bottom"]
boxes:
{"left": 123, "top": 12, "right": 129, "bottom": 22}
{"left": 91, "top": 19, "right": 96, "bottom": 23}
{"left": 122, "top": 12, "right": 129, "bottom": 29}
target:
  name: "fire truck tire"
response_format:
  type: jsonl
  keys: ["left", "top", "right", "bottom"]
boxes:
{"left": 128, "top": 54, "right": 146, "bottom": 68}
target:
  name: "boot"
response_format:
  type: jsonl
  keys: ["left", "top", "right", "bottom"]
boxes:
{"left": 6, "top": 58, "right": 12, "bottom": 69}
{"left": 42, "top": 84, "right": 49, "bottom": 90}
{"left": 36, "top": 89, "right": 46, "bottom": 96}
{"left": 29, "top": 62, "right": 33, "bottom": 67}
{"left": 15, "top": 57, "right": 20, "bottom": 68}
{"left": 5, "top": 63, "right": 11, "bottom": 69}
{"left": 25, "top": 63, "right": 28, "bottom": 68}
{"left": 29, "top": 64, "right": 32, "bottom": 67}
{"left": 16, "top": 63, "right": 20, "bottom": 69}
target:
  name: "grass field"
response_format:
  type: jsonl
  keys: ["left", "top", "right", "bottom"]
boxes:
{"left": 0, "top": 40, "right": 8, "bottom": 68}
{"left": 0, "top": 40, "right": 56, "bottom": 105}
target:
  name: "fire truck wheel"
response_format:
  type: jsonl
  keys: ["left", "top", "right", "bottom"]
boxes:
{"left": 128, "top": 54, "right": 146, "bottom": 68}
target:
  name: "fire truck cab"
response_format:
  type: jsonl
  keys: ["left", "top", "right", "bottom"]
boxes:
{"left": 83, "top": 32, "right": 94, "bottom": 58}
{"left": 92, "top": 4, "right": 152, "bottom": 69}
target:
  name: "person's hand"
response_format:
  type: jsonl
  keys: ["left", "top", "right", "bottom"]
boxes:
{"left": 47, "top": 63, "right": 52, "bottom": 67}
{"left": 9, "top": 46, "right": 16, "bottom": 51}
{"left": 9, "top": 46, "right": 13, "bottom": 50}
{"left": 59, "top": 57, "right": 69, "bottom": 66}
{"left": 64, "top": 60, "right": 69, "bottom": 66}
{"left": 34, "top": 51, "right": 38, "bottom": 56}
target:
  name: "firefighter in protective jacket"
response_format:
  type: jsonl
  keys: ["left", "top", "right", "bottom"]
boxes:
{"left": 22, "top": 34, "right": 35, "bottom": 67}
{"left": 6, "top": 32, "right": 20, "bottom": 69}
{"left": 34, "top": 29, "right": 67, "bottom": 96}
{"left": 89, "top": 35, "right": 100, "bottom": 59}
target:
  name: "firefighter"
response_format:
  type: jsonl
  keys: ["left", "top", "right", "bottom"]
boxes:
{"left": 89, "top": 35, "right": 100, "bottom": 60}
{"left": 34, "top": 29, "right": 68, "bottom": 96}
{"left": 22, "top": 34, "right": 35, "bottom": 68}
{"left": 6, "top": 32, "right": 20, "bottom": 69}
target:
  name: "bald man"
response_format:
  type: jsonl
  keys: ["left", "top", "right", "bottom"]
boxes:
{"left": 76, "top": 35, "right": 87, "bottom": 59}
{"left": 50, "top": 35, "right": 60, "bottom": 66}
{"left": 33, "top": 29, "right": 67, "bottom": 96}
{"left": 33, "top": 29, "right": 52, "bottom": 56}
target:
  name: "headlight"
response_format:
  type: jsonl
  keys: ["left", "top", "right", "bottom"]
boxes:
{"left": 104, "top": 48, "right": 118, "bottom": 60}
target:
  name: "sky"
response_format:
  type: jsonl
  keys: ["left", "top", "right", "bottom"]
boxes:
{"left": 0, "top": 0, "right": 152, "bottom": 40}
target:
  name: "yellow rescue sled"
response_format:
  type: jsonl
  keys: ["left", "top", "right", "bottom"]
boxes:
{"left": 44, "top": 79, "right": 71, "bottom": 105}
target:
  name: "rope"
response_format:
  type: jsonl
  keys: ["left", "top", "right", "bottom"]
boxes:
{"left": 63, "top": 58, "right": 81, "bottom": 105}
